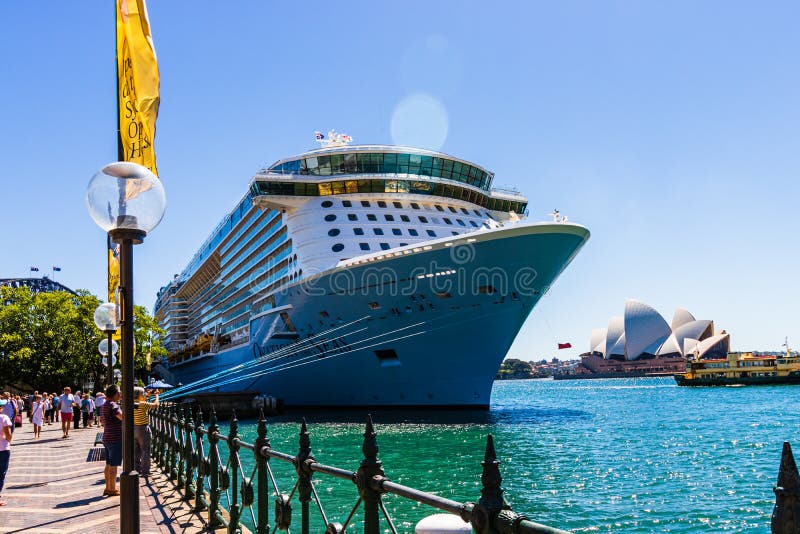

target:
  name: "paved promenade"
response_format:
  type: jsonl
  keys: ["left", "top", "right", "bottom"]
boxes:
{"left": 0, "top": 420, "right": 217, "bottom": 533}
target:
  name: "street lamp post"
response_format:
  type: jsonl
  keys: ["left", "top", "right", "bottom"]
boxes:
{"left": 95, "top": 302, "right": 120, "bottom": 387}
{"left": 87, "top": 162, "right": 165, "bottom": 534}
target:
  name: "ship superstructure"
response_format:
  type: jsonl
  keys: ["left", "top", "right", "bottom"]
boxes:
{"left": 155, "top": 135, "right": 589, "bottom": 408}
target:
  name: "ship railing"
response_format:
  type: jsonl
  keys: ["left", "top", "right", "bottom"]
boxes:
{"left": 149, "top": 405, "right": 572, "bottom": 534}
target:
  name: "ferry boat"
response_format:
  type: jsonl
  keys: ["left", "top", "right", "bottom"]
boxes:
{"left": 153, "top": 132, "right": 590, "bottom": 408}
{"left": 675, "top": 347, "right": 800, "bottom": 386}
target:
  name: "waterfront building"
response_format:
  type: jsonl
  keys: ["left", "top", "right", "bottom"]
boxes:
{"left": 153, "top": 134, "right": 590, "bottom": 408}
{"left": 590, "top": 300, "right": 729, "bottom": 360}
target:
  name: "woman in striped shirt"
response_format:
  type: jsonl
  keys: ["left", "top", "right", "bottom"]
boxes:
{"left": 133, "top": 387, "right": 158, "bottom": 478}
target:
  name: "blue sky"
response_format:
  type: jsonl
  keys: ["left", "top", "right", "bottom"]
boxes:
{"left": 1, "top": 1, "right": 798, "bottom": 359}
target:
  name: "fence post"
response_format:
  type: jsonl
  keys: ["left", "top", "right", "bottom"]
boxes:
{"left": 357, "top": 415, "right": 385, "bottom": 534}
{"left": 208, "top": 406, "right": 225, "bottom": 529}
{"left": 150, "top": 407, "right": 161, "bottom": 469}
{"left": 228, "top": 410, "right": 242, "bottom": 534}
{"left": 470, "top": 435, "right": 507, "bottom": 534}
{"left": 194, "top": 406, "right": 208, "bottom": 513}
{"left": 254, "top": 409, "right": 270, "bottom": 534}
{"left": 296, "top": 419, "right": 314, "bottom": 534}
{"left": 772, "top": 441, "right": 800, "bottom": 534}
{"left": 184, "top": 406, "right": 196, "bottom": 500}
{"left": 168, "top": 405, "right": 178, "bottom": 480}
{"left": 176, "top": 406, "right": 186, "bottom": 488}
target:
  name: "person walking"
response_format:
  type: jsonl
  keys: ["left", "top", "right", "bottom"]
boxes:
{"left": 58, "top": 387, "right": 75, "bottom": 438}
{"left": 81, "top": 394, "right": 92, "bottom": 428}
{"left": 94, "top": 393, "right": 105, "bottom": 427}
{"left": 133, "top": 387, "right": 158, "bottom": 477}
{"left": 100, "top": 384, "right": 123, "bottom": 497}
{"left": 52, "top": 394, "right": 59, "bottom": 422}
{"left": 30, "top": 395, "right": 44, "bottom": 438}
{"left": 1, "top": 393, "right": 17, "bottom": 435}
{"left": 72, "top": 391, "right": 81, "bottom": 430}
{"left": 0, "top": 402, "right": 12, "bottom": 506}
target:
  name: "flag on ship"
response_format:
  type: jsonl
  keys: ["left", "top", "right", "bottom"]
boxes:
{"left": 557, "top": 342, "right": 572, "bottom": 349}
{"left": 315, "top": 131, "right": 325, "bottom": 140}
{"left": 30, "top": 267, "right": 39, "bottom": 272}
{"left": 110, "top": 0, "right": 160, "bottom": 304}
{"left": 53, "top": 266, "right": 61, "bottom": 272}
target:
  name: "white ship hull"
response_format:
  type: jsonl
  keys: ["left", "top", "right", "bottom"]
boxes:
{"left": 165, "top": 222, "right": 588, "bottom": 408}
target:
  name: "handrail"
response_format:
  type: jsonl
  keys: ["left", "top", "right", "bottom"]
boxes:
{"left": 149, "top": 404, "right": 572, "bottom": 533}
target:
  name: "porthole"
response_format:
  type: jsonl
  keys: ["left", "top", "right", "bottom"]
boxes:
{"left": 393, "top": 201, "right": 403, "bottom": 208}
{"left": 377, "top": 201, "right": 387, "bottom": 208}
{"left": 457, "top": 219, "right": 466, "bottom": 226}
{"left": 418, "top": 216, "right": 428, "bottom": 223}
{"left": 321, "top": 200, "right": 333, "bottom": 208}
{"left": 409, "top": 229, "right": 419, "bottom": 236}
{"left": 348, "top": 214, "right": 358, "bottom": 221}
{"left": 427, "top": 230, "right": 437, "bottom": 237}
{"left": 411, "top": 203, "right": 420, "bottom": 210}
{"left": 342, "top": 200, "right": 352, "bottom": 207}
{"left": 324, "top": 214, "right": 337, "bottom": 222}
{"left": 361, "top": 200, "right": 371, "bottom": 207}
{"left": 392, "top": 228, "right": 402, "bottom": 235}
{"left": 380, "top": 243, "right": 391, "bottom": 250}
{"left": 332, "top": 243, "right": 345, "bottom": 252}
{"left": 328, "top": 228, "right": 340, "bottom": 237}
{"left": 359, "top": 243, "right": 370, "bottom": 251}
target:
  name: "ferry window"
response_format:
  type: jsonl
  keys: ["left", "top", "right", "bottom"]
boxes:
{"left": 461, "top": 208, "right": 469, "bottom": 215}
{"left": 331, "top": 243, "right": 344, "bottom": 252}
{"left": 318, "top": 156, "right": 332, "bottom": 176}
{"left": 435, "top": 205, "right": 444, "bottom": 211}
{"left": 409, "top": 229, "right": 419, "bottom": 236}
{"left": 348, "top": 214, "right": 358, "bottom": 221}
{"left": 448, "top": 206, "right": 457, "bottom": 213}
{"left": 321, "top": 200, "right": 333, "bottom": 208}
{"left": 328, "top": 229, "right": 340, "bottom": 237}
{"left": 400, "top": 215, "right": 410, "bottom": 222}
{"left": 344, "top": 153, "right": 357, "bottom": 173}
{"left": 380, "top": 243, "right": 391, "bottom": 250}
{"left": 384, "top": 214, "right": 395, "bottom": 221}
{"left": 324, "top": 214, "right": 337, "bottom": 222}
{"left": 410, "top": 203, "right": 420, "bottom": 210}
{"left": 367, "top": 214, "right": 377, "bottom": 221}
{"left": 354, "top": 228, "right": 364, "bottom": 235}
{"left": 418, "top": 216, "right": 428, "bottom": 223}
{"left": 378, "top": 201, "right": 387, "bottom": 208}
{"left": 342, "top": 200, "right": 352, "bottom": 207}
{"left": 373, "top": 228, "right": 384, "bottom": 235}
{"left": 359, "top": 243, "right": 370, "bottom": 251}
{"left": 457, "top": 219, "right": 466, "bottom": 226}
{"left": 361, "top": 200, "right": 371, "bottom": 207}
{"left": 330, "top": 154, "right": 344, "bottom": 174}
{"left": 443, "top": 218, "right": 452, "bottom": 225}
{"left": 393, "top": 201, "right": 403, "bottom": 208}
{"left": 427, "top": 230, "right": 437, "bottom": 237}
{"left": 392, "top": 228, "right": 402, "bottom": 235}
{"left": 470, "top": 221, "right": 479, "bottom": 227}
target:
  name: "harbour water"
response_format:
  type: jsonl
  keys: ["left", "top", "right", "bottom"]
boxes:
{"left": 225, "top": 377, "right": 798, "bottom": 532}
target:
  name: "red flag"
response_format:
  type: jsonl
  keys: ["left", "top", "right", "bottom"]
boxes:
{"left": 557, "top": 343, "right": 572, "bottom": 350}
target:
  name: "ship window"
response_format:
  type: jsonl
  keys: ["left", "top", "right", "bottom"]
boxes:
{"left": 342, "top": 200, "right": 352, "bottom": 207}
{"left": 411, "top": 203, "right": 420, "bottom": 210}
{"left": 418, "top": 216, "right": 428, "bottom": 223}
{"left": 331, "top": 243, "right": 344, "bottom": 252}
{"left": 435, "top": 204, "right": 444, "bottom": 211}
{"left": 375, "top": 349, "right": 399, "bottom": 363}
{"left": 470, "top": 221, "right": 479, "bottom": 227}
{"left": 393, "top": 201, "right": 403, "bottom": 208}
{"left": 361, "top": 200, "right": 371, "bottom": 207}
{"left": 448, "top": 206, "right": 457, "bottom": 213}
{"left": 427, "top": 230, "right": 437, "bottom": 237}
{"left": 320, "top": 310, "right": 329, "bottom": 318}
{"left": 443, "top": 218, "right": 452, "bottom": 225}
{"left": 457, "top": 219, "right": 466, "bottom": 226}
{"left": 377, "top": 201, "right": 387, "bottom": 208}
{"left": 461, "top": 208, "right": 469, "bottom": 215}
{"left": 348, "top": 214, "right": 358, "bottom": 221}
{"left": 473, "top": 209, "right": 481, "bottom": 216}
{"left": 359, "top": 243, "right": 370, "bottom": 251}
{"left": 409, "top": 229, "right": 419, "bottom": 236}
{"left": 354, "top": 228, "right": 364, "bottom": 235}
{"left": 380, "top": 243, "right": 391, "bottom": 250}
{"left": 400, "top": 242, "right": 408, "bottom": 246}
{"left": 324, "top": 214, "right": 337, "bottom": 222}
{"left": 392, "top": 228, "right": 402, "bottom": 235}
{"left": 452, "top": 231, "right": 459, "bottom": 235}
{"left": 373, "top": 228, "right": 384, "bottom": 235}
{"left": 321, "top": 200, "right": 333, "bottom": 208}
{"left": 384, "top": 214, "right": 395, "bottom": 221}
{"left": 400, "top": 215, "right": 410, "bottom": 222}
{"left": 328, "top": 228, "right": 340, "bottom": 237}
{"left": 367, "top": 214, "right": 377, "bottom": 221}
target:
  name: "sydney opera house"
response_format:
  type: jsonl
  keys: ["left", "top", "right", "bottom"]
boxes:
{"left": 590, "top": 300, "right": 729, "bottom": 360}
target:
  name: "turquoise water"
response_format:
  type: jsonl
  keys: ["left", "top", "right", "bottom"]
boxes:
{"left": 217, "top": 378, "right": 799, "bottom": 532}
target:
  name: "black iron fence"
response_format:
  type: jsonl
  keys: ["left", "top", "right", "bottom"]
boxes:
{"left": 149, "top": 405, "right": 571, "bottom": 533}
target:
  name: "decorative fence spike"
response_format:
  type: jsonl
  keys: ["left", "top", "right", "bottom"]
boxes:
{"left": 773, "top": 441, "right": 800, "bottom": 534}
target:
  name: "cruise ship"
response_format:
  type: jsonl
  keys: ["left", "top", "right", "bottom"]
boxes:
{"left": 154, "top": 132, "right": 590, "bottom": 408}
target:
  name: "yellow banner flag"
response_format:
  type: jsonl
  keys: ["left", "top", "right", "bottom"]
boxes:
{"left": 110, "top": 0, "right": 160, "bottom": 305}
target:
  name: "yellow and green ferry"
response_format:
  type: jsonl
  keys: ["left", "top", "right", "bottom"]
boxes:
{"left": 675, "top": 348, "right": 800, "bottom": 386}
